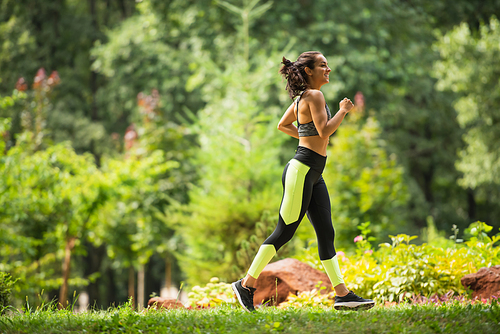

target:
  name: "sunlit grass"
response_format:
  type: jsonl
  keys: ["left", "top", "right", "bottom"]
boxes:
{"left": 0, "top": 300, "right": 499, "bottom": 334}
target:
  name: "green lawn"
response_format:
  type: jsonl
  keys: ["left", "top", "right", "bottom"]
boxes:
{"left": 1, "top": 302, "right": 499, "bottom": 334}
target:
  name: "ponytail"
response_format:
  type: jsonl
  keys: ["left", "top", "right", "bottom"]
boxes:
{"left": 279, "top": 51, "right": 321, "bottom": 99}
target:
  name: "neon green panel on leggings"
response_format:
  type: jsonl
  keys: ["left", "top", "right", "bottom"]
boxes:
{"left": 321, "top": 255, "right": 345, "bottom": 287}
{"left": 247, "top": 244, "right": 276, "bottom": 279}
{"left": 280, "top": 159, "right": 310, "bottom": 225}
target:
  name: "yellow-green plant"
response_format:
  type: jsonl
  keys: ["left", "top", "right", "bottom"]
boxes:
{"left": 185, "top": 277, "right": 237, "bottom": 309}
{"left": 279, "top": 285, "right": 335, "bottom": 309}
{"left": 295, "top": 222, "right": 500, "bottom": 303}
{"left": 0, "top": 272, "right": 15, "bottom": 314}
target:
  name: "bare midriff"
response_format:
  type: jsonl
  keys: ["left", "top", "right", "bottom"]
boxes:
{"left": 298, "top": 135, "right": 329, "bottom": 157}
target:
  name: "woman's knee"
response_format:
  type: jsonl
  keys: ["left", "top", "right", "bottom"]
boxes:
{"left": 264, "top": 220, "right": 299, "bottom": 250}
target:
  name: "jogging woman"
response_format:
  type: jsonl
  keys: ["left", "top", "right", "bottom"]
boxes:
{"left": 231, "top": 51, "right": 375, "bottom": 312}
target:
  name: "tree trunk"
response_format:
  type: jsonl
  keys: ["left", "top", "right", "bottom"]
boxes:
{"left": 467, "top": 188, "right": 476, "bottom": 221}
{"left": 165, "top": 257, "right": 171, "bottom": 292}
{"left": 105, "top": 264, "right": 116, "bottom": 307}
{"left": 137, "top": 264, "right": 145, "bottom": 310}
{"left": 119, "top": 0, "right": 127, "bottom": 19}
{"left": 59, "top": 237, "right": 76, "bottom": 309}
{"left": 88, "top": 0, "right": 99, "bottom": 122}
{"left": 128, "top": 266, "right": 135, "bottom": 307}
{"left": 83, "top": 242, "right": 105, "bottom": 308}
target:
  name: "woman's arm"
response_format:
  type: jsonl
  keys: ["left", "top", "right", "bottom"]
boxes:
{"left": 277, "top": 101, "right": 299, "bottom": 139}
{"left": 308, "top": 90, "right": 353, "bottom": 139}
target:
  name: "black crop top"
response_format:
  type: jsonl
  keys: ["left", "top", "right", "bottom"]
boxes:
{"left": 296, "top": 92, "right": 332, "bottom": 137}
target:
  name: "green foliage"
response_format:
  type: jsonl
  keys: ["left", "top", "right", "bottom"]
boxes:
{"left": 0, "top": 0, "right": 136, "bottom": 155}
{"left": 324, "top": 115, "right": 411, "bottom": 246}
{"left": 185, "top": 277, "right": 237, "bottom": 309}
{"left": 0, "top": 89, "right": 26, "bottom": 110}
{"left": 90, "top": 0, "right": 206, "bottom": 135}
{"left": 97, "top": 149, "right": 180, "bottom": 268}
{"left": 433, "top": 16, "right": 500, "bottom": 229}
{"left": 0, "top": 272, "right": 15, "bottom": 313}
{"left": 215, "top": 0, "right": 273, "bottom": 62}
{"left": 0, "top": 117, "right": 10, "bottom": 155}
{"left": 296, "top": 222, "right": 500, "bottom": 303}
{"left": 0, "top": 90, "right": 26, "bottom": 151}
{"left": 178, "top": 44, "right": 290, "bottom": 284}
{"left": 435, "top": 17, "right": 500, "bottom": 189}
{"left": 0, "top": 140, "right": 106, "bottom": 302}
{"left": 1, "top": 77, "right": 186, "bottom": 306}
{"left": 279, "top": 286, "right": 335, "bottom": 309}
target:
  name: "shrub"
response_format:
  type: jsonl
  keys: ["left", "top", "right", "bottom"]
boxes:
{"left": 279, "top": 286, "right": 335, "bottom": 309}
{"left": 295, "top": 221, "right": 500, "bottom": 303}
{"left": 0, "top": 272, "right": 15, "bottom": 313}
{"left": 187, "top": 222, "right": 500, "bottom": 308}
{"left": 185, "top": 277, "right": 237, "bottom": 309}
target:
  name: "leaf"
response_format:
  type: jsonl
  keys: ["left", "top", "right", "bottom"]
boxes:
{"left": 248, "top": 2, "right": 273, "bottom": 20}
{"left": 215, "top": 0, "right": 243, "bottom": 15}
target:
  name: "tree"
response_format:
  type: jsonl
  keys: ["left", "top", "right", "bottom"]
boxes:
{"left": 0, "top": 74, "right": 108, "bottom": 307}
{"left": 0, "top": 0, "right": 136, "bottom": 157}
{"left": 84, "top": 88, "right": 189, "bottom": 308}
{"left": 90, "top": 0, "right": 207, "bottom": 140}
{"left": 0, "top": 139, "right": 106, "bottom": 307}
{"left": 96, "top": 149, "right": 180, "bottom": 308}
{"left": 434, "top": 17, "right": 500, "bottom": 228}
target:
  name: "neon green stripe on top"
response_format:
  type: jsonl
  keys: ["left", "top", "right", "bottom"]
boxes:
{"left": 279, "top": 159, "right": 310, "bottom": 225}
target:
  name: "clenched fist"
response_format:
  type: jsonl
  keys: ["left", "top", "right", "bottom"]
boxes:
{"left": 339, "top": 97, "right": 354, "bottom": 113}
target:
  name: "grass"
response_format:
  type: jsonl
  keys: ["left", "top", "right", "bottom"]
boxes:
{"left": 0, "top": 301, "right": 499, "bottom": 334}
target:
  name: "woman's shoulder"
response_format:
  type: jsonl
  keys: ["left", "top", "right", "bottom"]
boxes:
{"left": 302, "top": 89, "right": 325, "bottom": 103}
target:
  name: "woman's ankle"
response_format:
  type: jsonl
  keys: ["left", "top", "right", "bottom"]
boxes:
{"left": 243, "top": 275, "right": 256, "bottom": 288}
{"left": 334, "top": 283, "right": 349, "bottom": 297}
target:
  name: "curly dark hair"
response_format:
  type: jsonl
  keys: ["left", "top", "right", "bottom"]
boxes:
{"left": 279, "top": 51, "right": 322, "bottom": 99}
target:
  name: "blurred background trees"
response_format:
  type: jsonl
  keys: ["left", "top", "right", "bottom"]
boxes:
{"left": 1, "top": 0, "right": 500, "bottom": 308}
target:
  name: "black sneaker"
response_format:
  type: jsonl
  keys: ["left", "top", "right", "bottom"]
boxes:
{"left": 334, "top": 291, "right": 375, "bottom": 311}
{"left": 231, "top": 279, "right": 256, "bottom": 312}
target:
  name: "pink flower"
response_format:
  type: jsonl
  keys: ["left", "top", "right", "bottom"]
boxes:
{"left": 336, "top": 251, "right": 345, "bottom": 258}
{"left": 364, "top": 249, "right": 373, "bottom": 255}
{"left": 354, "top": 235, "right": 363, "bottom": 243}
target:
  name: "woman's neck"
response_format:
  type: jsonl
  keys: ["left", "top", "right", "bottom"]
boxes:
{"left": 307, "top": 82, "right": 323, "bottom": 90}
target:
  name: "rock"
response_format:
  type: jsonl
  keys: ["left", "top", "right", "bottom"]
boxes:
{"left": 461, "top": 265, "right": 500, "bottom": 300}
{"left": 253, "top": 258, "right": 332, "bottom": 307}
{"left": 147, "top": 297, "right": 185, "bottom": 310}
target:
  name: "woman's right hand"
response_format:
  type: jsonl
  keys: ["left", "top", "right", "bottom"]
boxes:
{"left": 339, "top": 97, "right": 354, "bottom": 113}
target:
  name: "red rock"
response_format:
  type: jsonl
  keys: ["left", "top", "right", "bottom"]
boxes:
{"left": 461, "top": 265, "right": 500, "bottom": 300}
{"left": 253, "top": 258, "right": 332, "bottom": 307}
{"left": 147, "top": 297, "right": 185, "bottom": 310}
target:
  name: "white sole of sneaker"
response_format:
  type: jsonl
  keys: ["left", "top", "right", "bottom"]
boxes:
{"left": 334, "top": 301, "right": 375, "bottom": 311}
{"left": 231, "top": 282, "right": 253, "bottom": 313}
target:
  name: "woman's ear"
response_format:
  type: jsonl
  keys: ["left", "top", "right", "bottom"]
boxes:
{"left": 304, "top": 67, "right": 313, "bottom": 76}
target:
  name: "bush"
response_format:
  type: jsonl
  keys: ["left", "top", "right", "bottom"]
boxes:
{"left": 295, "top": 221, "right": 500, "bottom": 303}
{"left": 185, "top": 277, "right": 237, "bottom": 309}
{"left": 0, "top": 272, "right": 15, "bottom": 313}
{"left": 279, "top": 286, "right": 335, "bottom": 309}
{"left": 185, "top": 222, "right": 500, "bottom": 308}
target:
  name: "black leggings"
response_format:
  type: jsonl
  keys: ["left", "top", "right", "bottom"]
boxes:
{"left": 263, "top": 146, "right": 336, "bottom": 260}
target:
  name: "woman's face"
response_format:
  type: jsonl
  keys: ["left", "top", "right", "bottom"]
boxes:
{"left": 307, "top": 54, "right": 331, "bottom": 87}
